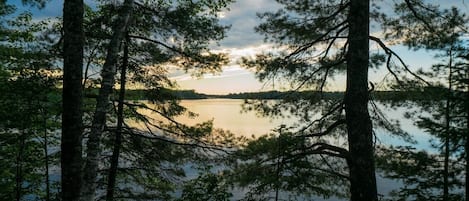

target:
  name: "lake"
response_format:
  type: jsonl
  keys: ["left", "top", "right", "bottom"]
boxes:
{"left": 173, "top": 99, "right": 437, "bottom": 201}
{"left": 177, "top": 99, "right": 434, "bottom": 150}
{"left": 137, "top": 99, "right": 437, "bottom": 200}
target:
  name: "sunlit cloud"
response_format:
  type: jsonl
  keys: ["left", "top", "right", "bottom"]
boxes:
{"left": 213, "top": 44, "right": 276, "bottom": 61}
{"left": 169, "top": 65, "right": 251, "bottom": 81}
{"left": 216, "top": 11, "right": 226, "bottom": 18}
{"left": 169, "top": 43, "right": 276, "bottom": 85}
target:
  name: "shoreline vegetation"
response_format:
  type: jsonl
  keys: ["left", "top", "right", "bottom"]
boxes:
{"left": 85, "top": 87, "right": 449, "bottom": 101}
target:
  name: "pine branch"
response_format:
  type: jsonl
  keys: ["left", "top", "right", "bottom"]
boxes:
{"left": 123, "top": 102, "right": 236, "bottom": 153}
{"left": 403, "top": 0, "right": 435, "bottom": 33}
{"left": 123, "top": 127, "right": 232, "bottom": 154}
{"left": 297, "top": 100, "right": 344, "bottom": 134}
{"left": 298, "top": 119, "right": 345, "bottom": 138}
{"left": 286, "top": 21, "right": 348, "bottom": 59}
{"left": 293, "top": 58, "right": 346, "bottom": 91}
{"left": 128, "top": 34, "right": 225, "bottom": 67}
{"left": 369, "top": 35, "right": 432, "bottom": 86}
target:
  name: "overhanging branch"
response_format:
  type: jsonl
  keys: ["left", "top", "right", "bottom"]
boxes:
{"left": 369, "top": 35, "right": 431, "bottom": 86}
{"left": 298, "top": 119, "right": 345, "bottom": 138}
{"left": 286, "top": 21, "right": 348, "bottom": 60}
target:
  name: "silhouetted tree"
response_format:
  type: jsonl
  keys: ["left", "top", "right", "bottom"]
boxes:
{"left": 1, "top": 1, "right": 61, "bottom": 200}
{"left": 376, "top": 4, "right": 468, "bottom": 200}
{"left": 62, "top": 0, "right": 85, "bottom": 200}
{"left": 81, "top": 0, "right": 134, "bottom": 200}
{"left": 79, "top": 0, "right": 235, "bottom": 200}
{"left": 236, "top": 0, "right": 461, "bottom": 200}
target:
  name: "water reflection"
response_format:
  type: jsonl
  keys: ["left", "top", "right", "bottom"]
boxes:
{"left": 133, "top": 98, "right": 437, "bottom": 201}
{"left": 177, "top": 99, "right": 298, "bottom": 137}
{"left": 176, "top": 99, "right": 434, "bottom": 151}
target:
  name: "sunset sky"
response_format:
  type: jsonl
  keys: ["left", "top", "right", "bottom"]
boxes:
{"left": 9, "top": 0, "right": 469, "bottom": 94}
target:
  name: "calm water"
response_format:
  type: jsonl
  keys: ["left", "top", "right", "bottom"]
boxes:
{"left": 177, "top": 99, "right": 434, "bottom": 150}
{"left": 177, "top": 99, "right": 297, "bottom": 137}
{"left": 172, "top": 99, "right": 437, "bottom": 201}
{"left": 142, "top": 99, "right": 435, "bottom": 200}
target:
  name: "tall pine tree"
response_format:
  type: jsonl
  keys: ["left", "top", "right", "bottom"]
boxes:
{"left": 62, "top": 0, "right": 84, "bottom": 200}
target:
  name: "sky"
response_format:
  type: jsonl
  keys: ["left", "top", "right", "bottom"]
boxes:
{"left": 168, "top": 0, "right": 283, "bottom": 94}
{"left": 7, "top": 0, "right": 469, "bottom": 94}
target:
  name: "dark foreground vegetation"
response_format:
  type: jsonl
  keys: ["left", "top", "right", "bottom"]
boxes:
{"left": 1, "top": 0, "right": 468, "bottom": 201}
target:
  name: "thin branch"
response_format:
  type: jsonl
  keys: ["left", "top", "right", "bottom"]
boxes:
{"left": 303, "top": 2, "right": 350, "bottom": 25}
{"left": 293, "top": 58, "right": 346, "bottom": 91}
{"left": 298, "top": 119, "right": 345, "bottom": 138}
{"left": 297, "top": 100, "right": 344, "bottom": 134}
{"left": 123, "top": 101, "right": 188, "bottom": 134}
{"left": 319, "top": 154, "right": 349, "bottom": 179}
{"left": 319, "top": 65, "right": 330, "bottom": 92}
{"left": 128, "top": 34, "right": 218, "bottom": 67}
{"left": 385, "top": 49, "right": 403, "bottom": 85}
{"left": 308, "top": 143, "right": 349, "bottom": 157}
{"left": 124, "top": 127, "right": 232, "bottom": 154}
{"left": 286, "top": 21, "right": 348, "bottom": 60}
{"left": 82, "top": 43, "right": 100, "bottom": 89}
{"left": 322, "top": 26, "right": 349, "bottom": 61}
{"left": 369, "top": 35, "right": 432, "bottom": 86}
{"left": 404, "top": 0, "right": 435, "bottom": 33}
{"left": 129, "top": 34, "right": 184, "bottom": 55}
{"left": 123, "top": 102, "right": 236, "bottom": 153}
{"left": 284, "top": 143, "right": 350, "bottom": 160}
{"left": 404, "top": 0, "right": 468, "bottom": 33}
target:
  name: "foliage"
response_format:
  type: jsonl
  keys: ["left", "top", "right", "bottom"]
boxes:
{"left": 229, "top": 128, "right": 349, "bottom": 200}
{"left": 231, "top": 0, "right": 469, "bottom": 200}
{"left": 375, "top": 1, "right": 469, "bottom": 200}
{"left": 177, "top": 172, "right": 232, "bottom": 201}
{"left": 233, "top": 0, "right": 412, "bottom": 199}
{"left": 377, "top": 146, "right": 464, "bottom": 201}
{"left": 75, "top": 0, "right": 239, "bottom": 200}
{"left": 0, "top": 1, "right": 61, "bottom": 200}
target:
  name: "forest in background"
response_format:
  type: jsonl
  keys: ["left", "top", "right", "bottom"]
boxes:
{"left": 79, "top": 87, "right": 452, "bottom": 100}
{"left": 0, "top": 0, "right": 468, "bottom": 201}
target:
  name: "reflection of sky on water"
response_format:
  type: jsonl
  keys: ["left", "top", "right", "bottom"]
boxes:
{"left": 372, "top": 102, "right": 436, "bottom": 152}
{"left": 132, "top": 98, "right": 436, "bottom": 154}
{"left": 178, "top": 99, "right": 298, "bottom": 138}
{"left": 131, "top": 99, "right": 437, "bottom": 200}
{"left": 177, "top": 99, "right": 435, "bottom": 151}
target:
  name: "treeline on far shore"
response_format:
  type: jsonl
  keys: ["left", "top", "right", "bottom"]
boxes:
{"left": 113, "top": 86, "right": 449, "bottom": 101}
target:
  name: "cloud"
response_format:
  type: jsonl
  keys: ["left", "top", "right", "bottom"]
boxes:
{"left": 213, "top": 43, "right": 276, "bottom": 62}
{"left": 169, "top": 43, "right": 278, "bottom": 84}
{"left": 216, "top": 0, "right": 282, "bottom": 49}
{"left": 9, "top": 0, "right": 99, "bottom": 18}
{"left": 169, "top": 64, "right": 251, "bottom": 81}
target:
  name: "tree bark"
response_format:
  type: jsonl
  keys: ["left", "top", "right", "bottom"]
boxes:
{"left": 81, "top": 1, "right": 133, "bottom": 200}
{"left": 443, "top": 48, "right": 453, "bottom": 201}
{"left": 61, "top": 0, "right": 84, "bottom": 200}
{"left": 16, "top": 132, "right": 25, "bottom": 201}
{"left": 464, "top": 69, "right": 469, "bottom": 201}
{"left": 43, "top": 111, "right": 51, "bottom": 201}
{"left": 105, "top": 36, "right": 129, "bottom": 201}
{"left": 345, "top": 0, "right": 378, "bottom": 201}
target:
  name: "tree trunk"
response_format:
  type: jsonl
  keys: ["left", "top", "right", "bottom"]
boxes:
{"left": 466, "top": 110, "right": 468, "bottom": 201}
{"left": 105, "top": 36, "right": 129, "bottom": 201}
{"left": 81, "top": 1, "right": 133, "bottom": 200}
{"left": 61, "top": 0, "right": 84, "bottom": 200}
{"left": 43, "top": 111, "right": 51, "bottom": 201}
{"left": 16, "top": 132, "right": 25, "bottom": 201}
{"left": 464, "top": 67, "right": 469, "bottom": 201}
{"left": 345, "top": 0, "right": 378, "bottom": 201}
{"left": 443, "top": 48, "right": 453, "bottom": 201}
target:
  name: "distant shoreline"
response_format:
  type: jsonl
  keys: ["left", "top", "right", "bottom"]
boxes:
{"left": 81, "top": 87, "right": 448, "bottom": 101}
